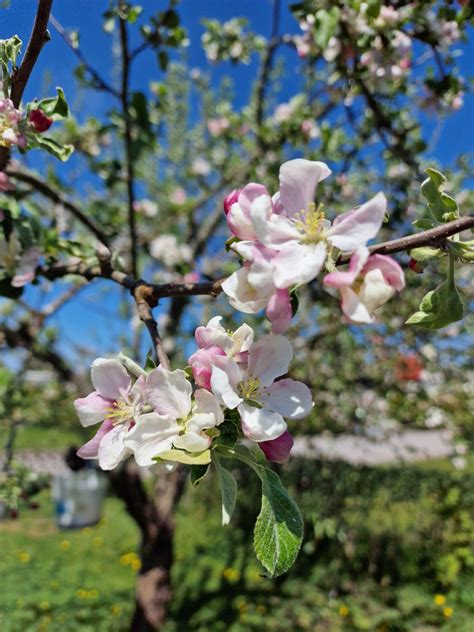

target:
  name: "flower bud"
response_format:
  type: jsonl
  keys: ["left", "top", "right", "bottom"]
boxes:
{"left": 29, "top": 109, "right": 53, "bottom": 133}
{"left": 409, "top": 259, "right": 423, "bottom": 274}
{"left": 223, "top": 189, "right": 240, "bottom": 215}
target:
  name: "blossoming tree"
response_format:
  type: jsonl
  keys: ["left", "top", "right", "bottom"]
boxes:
{"left": 1, "top": 0, "right": 473, "bottom": 629}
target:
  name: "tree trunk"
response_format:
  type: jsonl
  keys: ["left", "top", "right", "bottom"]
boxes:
{"left": 110, "top": 462, "right": 187, "bottom": 632}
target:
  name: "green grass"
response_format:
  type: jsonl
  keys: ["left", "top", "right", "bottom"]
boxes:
{"left": 12, "top": 425, "right": 85, "bottom": 451}
{"left": 0, "top": 491, "right": 139, "bottom": 632}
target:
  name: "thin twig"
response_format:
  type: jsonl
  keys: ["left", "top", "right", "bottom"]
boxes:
{"left": 49, "top": 14, "right": 120, "bottom": 99}
{"left": 133, "top": 285, "right": 170, "bottom": 369}
{"left": 6, "top": 167, "right": 111, "bottom": 246}
{"left": 119, "top": 14, "right": 138, "bottom": 279}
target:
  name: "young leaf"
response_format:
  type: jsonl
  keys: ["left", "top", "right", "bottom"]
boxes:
{"left": 406, "top": 259, "right": 464, "bottom": 330}
{"left": 213, "top": 454, "right": 237, "bottom": 526}
{"left": 36, "top": 87, "right": 69, "bottom": 120}
{"left": 420, "top": 168, "right": 459, "bottom": 222}
{"left": 33, "top": 135, "right": 74, "bottom": 162}
{"left": 220, "top": 446, "right": 303, "bottom": 577}
{"left": 190, "top": 464, "right": 209, "bottom": 486}
{"left": 118, "top": 352, "right": 147, "bottom": 378}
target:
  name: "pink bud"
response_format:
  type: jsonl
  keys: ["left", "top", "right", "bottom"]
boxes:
{"left": 259, "top": 430, "right": 294, "bottom": 463}
{"left": 188, "top": 345, "right": 226, "bottom": 390}
{"left": 223, "top": 189, "right": 240, "bottom": 215}
{"left": 409, "top": 259, "right": 423, "bottom": 274}
{"left": 29, "top": 109, "right": 53, "bottom": 133}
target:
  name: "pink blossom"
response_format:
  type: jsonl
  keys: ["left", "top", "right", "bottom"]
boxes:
{"left": 189, "top": 345, "right": 226, "bottom": 389}
{"left": 0, "top": 99, "right": 26, "bottom": 148}
{"left": 223, "top": 189, "right": 240, "bottom": 215}
{"left": 170, "top": 187, "right": 187, "bottom": 205}
{"left": 207, "top": 117, "right": 230, "bottom": 136}
{"left": 11, "top": 247, "right": 41, "bottom": 287}
{"left": 29, "top": 109, "right": 53, "bottom": 133}
{"left": 259, "top": 430, "right": 294, "bottom": 463}
{"left": 225, "top": 183, "right": 271, "bottom": 240}
{"left": 323, "top": 247, "right": 405, "bottom": 323}
{"left": 210, "top": 334, "right": 313, "bottom": 442}
{"left": 0, "top": 172, "right": 12, "bottom": 191}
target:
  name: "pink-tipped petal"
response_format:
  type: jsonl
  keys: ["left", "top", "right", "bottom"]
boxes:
{"left": 91, "top": 358, "right": 131, "bottom": 400}
{"left": 189, "top": 345, "right": 226, "bottom": 390}
{"left": 279, "top": 159, "right": 332, "bottom": 219}
{"left": 266, "top": 289, "right": 292, "bottom": 334}
{"left": 328, "top": 192, "right": 386, "bottom": 251}
{"left": 323, "top": 247, "right": 370, "bottom": 289}
{"left": 77, "top": 420, "right": 114, "bottom": 459}
{"left": 362, "top": 254, "right": 405, "bottom": 291}
{"left": 74, "top": 391, "right": 114, "bottom": 427}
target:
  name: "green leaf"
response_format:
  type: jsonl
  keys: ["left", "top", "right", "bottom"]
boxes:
{"left": 33, "top": 135, "right": 74, "bottom": 162}
{"left": 220, "top": 447, "right": 303, "bottom": 577}
{"left": 190, "top": 464, "right": 209, "bottom": 486}
{"left": 156, "top": 449, "right": 211, "bottom": 465}
{"left": 406, "top": 275, "right": 464, "bottom": 330}
{"left": 409, "top": 246, "right": 442, "bottom": 262}
{"left": 420, "top": 168, "right": 459, "bottom": 222}
{"left": 412, "top": 218, "right": 437, "bottom": 230}
{"left": 144, "top": 350, "right": 156, "bottom": 372}
{"left": 158, "top": 50, "right": 169, "bottom": 71}
{"left": 213, "top": 454, "right": 237, "bottom": 526}
{"left": 36, "top": 87, "right": 69, "bottom": 120}
{"left": 314, "top": 7, "right": 340, "bottom": 50}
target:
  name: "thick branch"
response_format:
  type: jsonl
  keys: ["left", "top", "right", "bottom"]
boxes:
{"left": 7, "top": 168, "right": 111, "bottom": 247}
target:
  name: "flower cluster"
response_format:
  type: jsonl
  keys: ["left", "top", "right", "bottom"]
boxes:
{"left": 0, "top": 230, "right": 41, "bottom": 287}
{"left": 0, "top": 98, "right": 25, "bottom": 149}
{"left": 201, "top": 18, "right": 265, "bottom": 65}
{"left": 222, "top": 159, "right": 404, "bottom": 331}
{"left": 75, "top": 322, "right": 313, "bottom": 470}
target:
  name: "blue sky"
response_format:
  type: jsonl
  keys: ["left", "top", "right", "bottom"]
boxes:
{"left": 2, "top": 1, "right": 473, "bottom": 368}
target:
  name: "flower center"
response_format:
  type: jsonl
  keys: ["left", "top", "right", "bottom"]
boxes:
{"left": 294, "top": 202, "right": 327, "bottom": 244}
{"left": 238, "top": 377, "right": 260, "bottom": 402}
{"left": 105, "top": 399, "right": 135, "bottom": 426}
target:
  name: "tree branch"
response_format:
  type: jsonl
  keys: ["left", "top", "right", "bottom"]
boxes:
{"left": 6, "top": 167, "right": 111, "bottom": 247}
{"left": 119, "top": 12, "right": 138, "bottom": 279}
{"left": 0, "top": 0, "right": 53, "bottom": 171}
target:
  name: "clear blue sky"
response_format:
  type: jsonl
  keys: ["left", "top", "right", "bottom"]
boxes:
{"left": 2, "top": 1, "right": 473, "bottom": 368}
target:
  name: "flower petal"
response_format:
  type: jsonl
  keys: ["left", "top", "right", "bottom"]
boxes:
{"left": 222, "top": 267, "right": 271, "bottom": 313}
{"left": 189, "top": 346, "right": 226, "bottom": 390}
{"left": 125, "top": 412, "right": 179, "bottom": 467}
{"left": 266, "top": 289, "right": 292, "bottom": 334}
{"left": 248, "top": 334, "right": 293, "bottom": 387}
{"left": 323, "top": 247, "right": 370, "bottom": 289}
{"left": 173, "top": 431, "right": 210, "bottom": 452}
{"left": 339, "top": 287, "right": 374, "bottom": 323}
{"left": 91, "top": 358, "right": 131, "bottom": 400}
{"left": 194, "top": 388, "right": 224, "bottom": 425}
{"left": 238, "top": 402, "right": 287, "bottom": 442}
{"left": 74, "top": 391, "right": 113, "bottom": 427}
{"left": 262, "top": 378, "right": 313, "bottom": 419}
{"left": 362, "top": 254, "right": 405, "bottom": 291}
{"left": 145, "top": 367, "right": 192, "bottom": 419}
{"left": 210, "top": 358, "right": 243, "bottom": 409}
{"left": 272, "top": 241, "right": 327, "bottom": 289}
{"left": 328, "top": 192, "right": 386, "bottom": 251}
{"left": 279, "top": 159, "right": 332, "bottom": 219}
{"left": 97, "top": 425, "right": 131, "bottom": 470}
{"left": 77, "top": 420, "right": 114, "bottom": 459}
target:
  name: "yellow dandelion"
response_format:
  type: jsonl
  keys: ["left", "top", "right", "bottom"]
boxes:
{"left": 434, "top": 594, "right": 446, "bottom": 606}
{"left": 81, "top": 527, "right": 91, "bottom": 535}
{"left": 17, "top": 551, "right": 31, "bottom": 563}
{"left": 131, "top": 559, "right": 141, "bottom": 572}
{"left": 39, "top": 601, "right": 50, "bottom": 611}
{"left": 223, "top": 567, "right": 241, "bottom": 582}
{"left": 49, "top": 581, "right": 59, "bottom": 590}
{"left": 111, "top": 604, "right": 123, "bottom": 616}
{"left": 93, "top": 536, "right": 103, "bottom": 547}
{"left": 339, "top": 605, "right": 350, "bottom": 617}
{"left": 75, "top": 589, "right": 87, "bottom": 599}
{"left": 443, "top": 607, "right": 453, "bottom": 618}
{"left": 59, "top": 540, "right": 71, "bottom": 551}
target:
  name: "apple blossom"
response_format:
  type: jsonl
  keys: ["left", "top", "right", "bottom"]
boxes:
{"left": 0, "top": 98, "right": 25, "bottom": 148}
{"left": 259, "top": 430, "right": 294, "bottom": 463}
{"left": 0, "top": 172, "right": 12, "bottom": 191}
{"left": 124, "top": 367, "right": 223, "bottom": 466}
{"left": 323, "top": 247, "right": 405, "bottom": 324}
{"left": 210, "top": 334, "right": 313, "bottom": 442}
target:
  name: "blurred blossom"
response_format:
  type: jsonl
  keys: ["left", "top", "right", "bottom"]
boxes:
{"left": 170, "top": 187, "right": 187, "bottom": 205}
{"left": 207, "top": 117, "right": 230, "bottom": 136}
{"left": 150, "top": 234, "right": 192, "bottom": 267}
{"left": 452, "top": 456, "right": 466, "bottom": 470}
{"left": 133, "top": 199, "right": 159, "bottom": 217}
{"left": 191, "top": 157, "right": 211, "bottom": 176}
{"left": 425, "top": 407, "right": 445, "bottom": 428}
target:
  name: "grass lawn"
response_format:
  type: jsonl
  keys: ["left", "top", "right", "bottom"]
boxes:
{"left": 0, "top": 491, "right": 139, "bottom": 632}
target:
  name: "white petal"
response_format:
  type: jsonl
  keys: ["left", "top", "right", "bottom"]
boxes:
{"left": 210, "top": 361, "right": 243, "bottom": 409}
{"left": 261, "top": 379, "right": 313, "bottom": 419}
{"left": 340, "top": 287, "right": 374, "bottom": 323}
{"left": 145, "top": 366, "right": 192, "bottom": 419}
{"left": 358, "top": 268, "right": 396, "bottom": 314}
{"left": 91, "top": 358, "right": 131, "bottom": 400}
{"left": 74, "top": 391, "right": 112, "bottom": 427}
{"left": 125, "top": 412, "right": 179, "bottom": 467}
{"left": 97, "top": 425, "right": 131, "bottom": 470}
{"left": 222, "top": 268, "right": 270, "bottom": 313}
{"left": 279, "top": 159, "right": 332, "bottom": 218}
{"left": 238, "top": 402, "right": 287, "bottom": 442}
{"left": 272, "top": 241, "right": 327, "bottom": 289}
{"left": 328, "top": 192, "right": 386, "bottom": 251}
{"left": 174, "top": 432, "right": 210, "bottom": 452}
{"left": 248, "top": 334, "right": 293, "bottom": 387}
{"left": 194, "top": 389, "right": 224, "bottom": 425}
